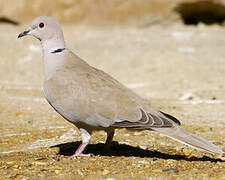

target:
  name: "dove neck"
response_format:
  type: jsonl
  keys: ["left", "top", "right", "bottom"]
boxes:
{"left": 41, "top": 38, "right": 66, "bottom": 80}
{"left": 41, "top": 37, "right": 66, "bottom": 53}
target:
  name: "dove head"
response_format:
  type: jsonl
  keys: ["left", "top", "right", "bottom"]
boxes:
{"left": 18, "top": 16, "right": 66, "bottom": 50}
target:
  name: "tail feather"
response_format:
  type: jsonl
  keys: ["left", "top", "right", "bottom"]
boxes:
{"left": 151, "top": 126, "right": 224, "bottom": 155}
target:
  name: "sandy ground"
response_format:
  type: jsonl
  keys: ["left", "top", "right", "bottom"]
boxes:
{"left": 0, "top": 22, "right": 225, "bottom": 179}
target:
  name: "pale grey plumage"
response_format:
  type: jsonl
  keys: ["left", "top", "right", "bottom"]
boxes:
{"left": 18, "top": 16, "right": 224, "bottom": 156}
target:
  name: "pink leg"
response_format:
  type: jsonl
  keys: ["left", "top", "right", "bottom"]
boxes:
{"left": 68, "top": 143, "right": 91, "bottom": 158}
{"left": 68, "top": 128, "right": 92, "bottom": 158}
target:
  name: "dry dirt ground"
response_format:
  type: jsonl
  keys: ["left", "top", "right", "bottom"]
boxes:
{"left": 0, "top": 22, "right": 225, "bottom": 179}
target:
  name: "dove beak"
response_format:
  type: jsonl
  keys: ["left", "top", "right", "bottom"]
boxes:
{"left": 18, "top": 29, "right": 30, "bottom": 38}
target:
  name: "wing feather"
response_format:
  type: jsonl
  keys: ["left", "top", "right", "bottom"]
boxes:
{"left": 112, "top": 109, "right": 179, "bottom": 129}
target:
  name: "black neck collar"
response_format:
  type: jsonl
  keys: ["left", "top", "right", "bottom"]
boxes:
{"left": 51, "top": 48, "right": 66, "bottom": 54}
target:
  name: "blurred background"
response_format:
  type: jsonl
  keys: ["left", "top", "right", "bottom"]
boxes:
{"left": 0, "top": 0, "right": 225, "bottom": 179}
{"left": 1, "top": 0, "right": 225, "bottom": 25}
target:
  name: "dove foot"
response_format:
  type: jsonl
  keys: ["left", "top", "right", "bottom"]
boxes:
{"left": 68, "top": 142, "right": 93, "bottom": 158}
{"left": 68, "top": 152, "right": 93, "bottom": 158}
{"left": 68, "top": 128, "right": 92, "bottom": 158}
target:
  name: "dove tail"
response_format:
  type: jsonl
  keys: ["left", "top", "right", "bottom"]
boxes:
{"left": 151, "top": 126, "right": 224, "bottom": 155}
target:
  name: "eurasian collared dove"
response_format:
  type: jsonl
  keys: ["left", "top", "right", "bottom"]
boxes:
{"left": 18, "top": 16, "right": 223, "bottom": 157}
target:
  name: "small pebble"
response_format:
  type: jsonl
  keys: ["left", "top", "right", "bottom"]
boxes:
{"left": 183, "top": 151, "right": 191, "bottom": 156}
{"left": 102, "top": 169, "right": 110, "bottom": 175}
{"left": 152, "top": 169, "right": 161, "bottom": 173}
{"left": 32, "top": 161, "right": 47, "bottom": 166}
{"left": 55, "top": 170, "right": 60, "bottom": 174}
{"left": 134, "top": 132, "right": 142, "bottom": 136}
{"left": 139, "top": 145, "right": 148, "bottom": 150}
{"left": 138, "top": 160, "right": 150, "bottom": 165}
{"left": 162, "top": 168, "right": 179, "bottom": 173}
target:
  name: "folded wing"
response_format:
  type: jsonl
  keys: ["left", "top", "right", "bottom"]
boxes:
{"left": 112, "top": 108, "right": 223, "bottom": 155}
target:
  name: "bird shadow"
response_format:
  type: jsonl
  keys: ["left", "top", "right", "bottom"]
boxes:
{"left": 51, "top": 141, "right": 224, "bottom": 162}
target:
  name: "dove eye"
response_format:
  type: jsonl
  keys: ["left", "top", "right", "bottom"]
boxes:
{"left": 39, "top": 22, "right": 44, "bottom": 28}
